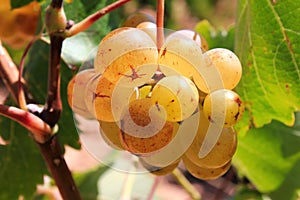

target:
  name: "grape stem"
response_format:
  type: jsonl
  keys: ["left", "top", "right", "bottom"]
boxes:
{"left": 66, "top": 0, "right": 132, "bottom": 37}
{"left": 172, "top": 168, "right": 201, "bottom": 200}
{"left": 156, "top": 0, "right": 165, "bottom": 50}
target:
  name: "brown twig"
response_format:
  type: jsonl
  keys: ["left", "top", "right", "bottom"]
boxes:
{"left": 36, "top": 135, "right": 82, "bottom": 200}
{"left": 66, "top": 0, "right": 132, "bottom": 37}
{"left": 0, "top": 104, "right": 52, "bottom": 143}
{"left": 40, "top": 35, "right": 63, "bottom": 127}
{"left": 0, "top": 42, "right": 33, "bottom": 105}
{"left": 156, "top": 0, "right": 165, "bottom": 50}
{"left": 18, "top": 38, "right": 37, "bottom": 110}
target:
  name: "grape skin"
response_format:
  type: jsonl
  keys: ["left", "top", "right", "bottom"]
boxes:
{"left": 67, "top": 69, "right": 96, "bottom": 118}
{"left": 184, "top": 110, "right": 237, "bottom": 168}
{"left": 151, "top": 75, "right": 199, "bottom": 122}
{"left": 119, "top": 98, "right": 175, "bottom": 155}
{"left": 193, "top": 48, "right": 242, "bottom": 93}
{"left": 183, "top": 155, "right": 231, "bottom": 180}
{"left": 98, "top": 120, "right": 124, "bottom": 150}
{"left": 203, "top": 89, "right": 245, "bottom": 127}
{"left": 94, "top": 28, "right": 158, "bottom": 87}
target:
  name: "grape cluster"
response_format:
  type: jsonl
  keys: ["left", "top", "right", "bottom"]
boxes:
{"left": 68, "top": 18, "right": 244, "bottom": 180}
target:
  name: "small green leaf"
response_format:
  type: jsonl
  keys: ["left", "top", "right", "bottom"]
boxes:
{"left": 233, "top": 113, "right": 300, "bottom": 193}
{"left": 235, "top": 0, "right": 300, "bottom": 128}
{"left": 194, "top": 20, "right": 235, "bottom": 51}
{"left": 75, "top": 165, "right": 109, "bottom": 200}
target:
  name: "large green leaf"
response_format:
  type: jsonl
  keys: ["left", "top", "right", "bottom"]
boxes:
{"left": 233, "top": 112, "right": 300, "bottom": 195}
{"left": 0, "top": 117, "right": 48, "bottom": 199}
{"left": 235, "top": 0, "right": 300, "bottom": 129}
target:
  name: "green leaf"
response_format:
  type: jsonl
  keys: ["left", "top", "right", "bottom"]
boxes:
{"left": 11, "top": 0, "right": 42, "bottom": 9}
{"left": 75, "top": 165, "right": 109, "bottom": 200}
{"left": 24, "top": 40, "right": 80, "bottom": 149}
{"left": 235, "top": 0, "right": 300, "bottom": 128}
{"left": 195, "top": 20, "right": 235, "bottom": 51}
{"left": 0, "top": 117, "right": 48, "bottom": 199}
{"left": 233, "top": 112, "right": 300, "bottom": 194}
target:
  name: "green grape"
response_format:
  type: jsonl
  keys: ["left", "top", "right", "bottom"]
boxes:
{"left": 193, "top": 48, "right": 242, "bottom": 93}
{"left": 94, "top": 27, "right": 158, "bottom": 87}
{"left": 67, "top": 69, "right": 96, "bottom": 118}
{"left": 122, "top": 12, "right": 155, "bottom": 27}
{"left": 98, "top": 120, "right": 123, "bottom": 150}
{"left": 184, "top": 110, "right": 237, "bottom": 168}
{"left": 203, "top": 89, "right": 244, "bottom": 127}
{"left": 140, "top": 158, "right": 180, "bottom": 176}
{"left": 151, "top": 75, "right": 199, "bottom": 122}
{"left": 119, "top": 98, "right": 175, "bottom": 155}
{"left": 182, "top": 155, "right": 231, "bottom": 180}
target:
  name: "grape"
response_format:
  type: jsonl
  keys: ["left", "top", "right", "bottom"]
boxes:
{"left": 139, "top": 158, "right": 180, "bottom": 176}
{"left": 93, "top": 75, "right": 116, "bottom": 122}
{"left": 184, "top": 110, "right": 237, "bottom": 168}
{"left": 93, "top": 75, "right": 137, "bottom": 122}
{"left": 136, "top": 21, "right": 157, "bottom": 43}
{"left": 67, "top": 69, "right": 96, "bottom": 118}
{"left": 193, "top": 48, "right": 242, "bottom": 93}
{"left": 98, "top": 120, "right": 124, "bottom": 150}
{"left": 122, "top": 12, "right": 155, "bottom": 27}
{"left": 203, "top": 89, "right": 244, "bottom": 127}
{"left": 94, "top": 28, "right": 158, "bottom": 87}
{"left": 84, "top": 73, "right": 101, "bottom": 116}
{"left": 182, "top": 155, "right": 231, "bottom": 180}
{"left": 158, "top": 31, "right": 204, "bottom": 79}
{"left": 142, "top": 111, "right": 199, "bottom": 167}
{"left": 151, "top": 75, "right": 199, "bottom": 122}
{"left": 119, "top": 98, "right": 175, "bottom": 155}
{"left": 168, "top": 30, "right": 202, "bottom": 47}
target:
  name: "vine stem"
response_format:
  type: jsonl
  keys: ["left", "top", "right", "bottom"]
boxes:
{"left": 172, "top": 168, "right": 201, "bottom": 200}
{"left": 0, "top": 104, "right": 52, "bottom": 143}
{"left": 18, "top": 38, "right": 36, "bottom": 110}
{"left": 67, "top": 0, "right": 132, "bottom": 37}
{"left": 156, "top": 0, "right": 165, "bottom": 50}
{"left": 36, "top": 136, "right": 82, "bottom": 200}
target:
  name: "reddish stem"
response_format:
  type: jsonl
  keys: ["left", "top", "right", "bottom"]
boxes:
{"left": 36, "top": 136, "right": 82, "bottom": 200}
{"left": 67, "top": 0, "right": 132, "bottom": 37}
{"left": 18, "top": 38, "right": 36, "bottom": 110}
{"left": 41, "top": 35, "right": 63, "bottom": 127}
{"left": 0, "top": 104, "right": 52, "bottom": 143}
{"left": 156, "top": 0, "right": 165, "bottom": 50}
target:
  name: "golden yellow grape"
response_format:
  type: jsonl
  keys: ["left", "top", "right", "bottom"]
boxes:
{"left": 182, "top": 155, "right": 231, "bottom": 180}
{"left": 119, "top": 98, "right": 175, "bottom": 155}
{"left": 184, "top": 110, "right": 237, "bottom": 168}
{"left": 98, "top": 120, "right": 124, "bottom": 150}
{"left": 203, "top": 89, "right": 245, "bottom": 127}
